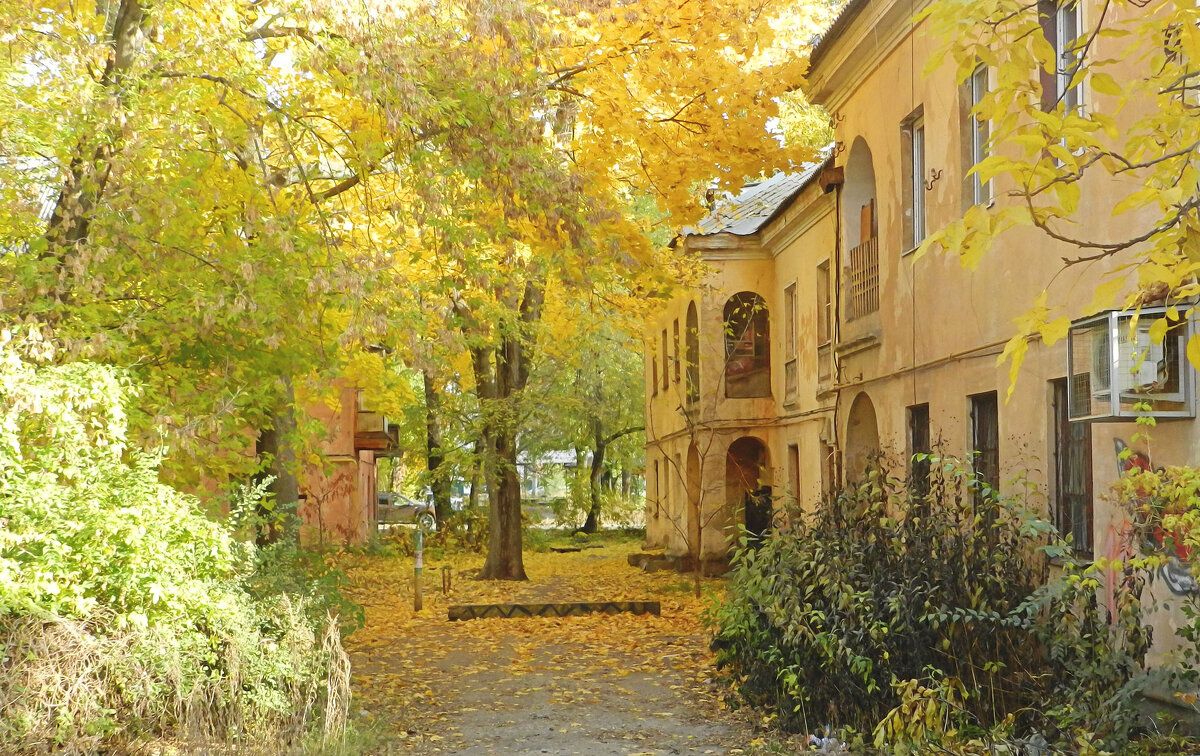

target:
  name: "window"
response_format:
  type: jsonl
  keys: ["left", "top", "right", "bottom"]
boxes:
{"left": 784, "top": 282, "right": 798, "bottom": 402}
{"left": 673, "top": 319, "right": 681, "bottom": 384}
{"left": 816, "top": 261, "right": 833, "bottom": 383}
{"left": 1040, "top": 1, "right": 1082, "bottom": 113}
{"left": 723, "top": 292, "right": 771, "bottom": 398}
{"left": 902, "top": 109, "right": 926, "bottom": 250}
{"left": 970, "top": 392, "right": 1000, "bottom": 503}
{"left": 908, "top": 403, "right": 931, "bottom": 493}
{"left": 784, "top": 283, "right": 798, "bottom": 361}
{"left": 1053, "top": 379, "right": 1093, "bottom": 554}
{"left": 664, "top": 455, "right": 672, "bottom": 517}
{"left": 820, "top": 440, "right": 838, "bottom": 495}
{"left": 968, "top": 64, "right": 992, "bottom": 206}
{"left": 661, "top": 329, "right": 669, "bottom": 392}
{"left": 816, "top": 261, "right": 831, "bottom": 346}
{"left": 653, "top": 459, "right": 660, "bottom": 517}
{"left": 651, "top": 341, "right": 658, "bottom": 397}
{"left": 685, "top": 302, "right": 700, "bottom": 405}
{"left": 788, "top": 443, "right": 801, "bottom": 505}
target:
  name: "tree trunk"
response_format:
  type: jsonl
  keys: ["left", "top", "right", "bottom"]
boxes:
{"left": 621, "top": 469, "right": 631, "bottom": 498}
{"left": 422, "top": 369, "right": 454, "bottom": 524}
{"left": 476, "top": 280, "right": 543, "bottom": 580}
{"left": 581, "top": 419, "right": 606, "bottom": 534}
{"left": 480, "top": 422, "right": 527, "bottom": 580}
{"left": 468, "top": 439, "right": 482, "bottom": 509}
{"left": 256, "top": 378, "right": 300, "bottom": 545}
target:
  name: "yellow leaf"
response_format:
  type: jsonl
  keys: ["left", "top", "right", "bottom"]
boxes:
{"left": 1187, "top": 334, "right": 1200, "bottom": 371}
{"left": 1083, "top": 275, "right": 1128, "bottom": 316}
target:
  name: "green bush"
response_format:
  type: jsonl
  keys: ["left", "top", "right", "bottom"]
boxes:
{"left": 0, "top": 334, "right": 351, "bottom": 753}
{"left": 709, "top": 457, "right": 1152, "bottom": 754}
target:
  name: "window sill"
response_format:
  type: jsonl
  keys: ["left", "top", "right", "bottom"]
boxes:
{"left": 1049, "top": 552, "right": 1094, "bottom": 569}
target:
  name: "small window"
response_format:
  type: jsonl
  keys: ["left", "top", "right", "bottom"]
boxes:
{"left": 661, "top": 329, "right": 669, "bottom": 392}
{"left": 653, "top": 459, "right": 660, "bottom": 518}
{"left": 784, "top": 283, "right": 798, "bottom": 403}
{"left": 673, "top": 319, "right": 681, "bottom": 384}
{"left": 651, "top": 341, "right": 658, "bottom": 397}
{"left": 908, "top": 403, "right": 931, "bottom": 493}
{"left": 1052, "top": 378, "right": 1093, "bottom": 554}
{"left": 816, "top": 261, "right": 831, "bottom": 345}
{"left": 788, "top": 443, "right": 801, "bottom": 505}
{"left": 784, "top": 283, "right": 798, "bottom": 362}
{"left": 968, "top": 64, "right": 992, "bottom": 206}
{"left": 1039, "top": 1, "right": 1083, "bottom": 113}
{"left": 685, "top": 302, "right": 700, "bottom": 405}
{"left": 970, "top": 392, "right": 1000, "bottom": 503}
{"left": 902, "top": 109, "right": 926, "bottom": 250}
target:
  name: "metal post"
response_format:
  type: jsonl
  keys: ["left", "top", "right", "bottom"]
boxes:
{"left": 413, "top": 527, "right": 423, "bottom": 612}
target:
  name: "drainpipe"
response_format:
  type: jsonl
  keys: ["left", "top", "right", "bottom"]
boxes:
{"left": 827, "top": 168, "right": 846, "bottom": 482}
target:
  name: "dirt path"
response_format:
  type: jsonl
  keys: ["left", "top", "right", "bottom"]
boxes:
{"left": 340, "top": 544, "right": 764, "bottom": 755}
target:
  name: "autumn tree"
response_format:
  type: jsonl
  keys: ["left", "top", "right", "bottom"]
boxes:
{"left": 1, "top": 0, "right": 828, "bottom": 579}
{"left": 917, "top": 0, "right": 1200, "bottom": 376}
{"left": 524, "top": 292, "right": 645, "bottom": 533}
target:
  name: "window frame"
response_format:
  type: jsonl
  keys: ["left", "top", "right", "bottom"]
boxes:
{"left": 908, "top": 403, "right": 931, "bottom": 493}
{"left": 969, "top": 63, "right": 992, "bottom": 206}
{"left": 1052, "top": 378, "right": 1094, "bottom": 556}
{"left": 673, "top": 318, "right": 681, "bottom": 384}
{"left": 901, "top": 108, "right": 927, "bottom": 252}
{"left": 969, "top": 391, "right": 1001, "bottom": 504}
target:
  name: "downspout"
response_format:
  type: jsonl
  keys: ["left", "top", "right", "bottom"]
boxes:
{"left": 830, "top": 175, "right": 845, "bottom": 484}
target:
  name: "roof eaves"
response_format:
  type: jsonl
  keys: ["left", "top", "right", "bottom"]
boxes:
{"left": 808, "top": 0, "right": 872, "bottom": 74}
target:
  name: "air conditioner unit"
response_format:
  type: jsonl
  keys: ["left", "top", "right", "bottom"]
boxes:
{"left": 1067, "top": 306, "right": 1195, "bottom": 421}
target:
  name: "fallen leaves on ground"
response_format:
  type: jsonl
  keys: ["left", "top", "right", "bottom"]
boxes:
{"left": 337, "top": 540, "right": 753, "bottom": 753}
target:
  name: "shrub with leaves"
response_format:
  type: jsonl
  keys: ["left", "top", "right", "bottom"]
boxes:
{"left": 0, "top": 332, "right": 351, "bottom": 753}
{"left": 709, "top": 456, "right": 1153, "bottom": 754}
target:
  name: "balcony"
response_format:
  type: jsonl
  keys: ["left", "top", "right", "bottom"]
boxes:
{"left": 355, "top": 409, "right": 399, "bottom": 451}
{"left": 846, "top": 236, "right": 879, "bottom": 321}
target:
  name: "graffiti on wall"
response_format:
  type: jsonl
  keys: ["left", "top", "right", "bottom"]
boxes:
{"left": 1115, "top": 438, "right": 1197, "bottom": 595}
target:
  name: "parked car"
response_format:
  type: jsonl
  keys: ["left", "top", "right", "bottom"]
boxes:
{"left": 376, "top": 491, "right": 436, "bottom": 531}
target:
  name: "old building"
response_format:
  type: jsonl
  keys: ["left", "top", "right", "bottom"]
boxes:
{"left": 298, "top": 382, "right": 399, "bottom": 545}
{"left": 644, "top": 0, "right": 1198, "bottom": 654}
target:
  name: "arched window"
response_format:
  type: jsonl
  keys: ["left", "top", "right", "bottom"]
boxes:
{"left": 723, "top": 292, "right": 770, "bottom": 398}
{"left": 685, "top": 302, "right": 700, "bottom": 405}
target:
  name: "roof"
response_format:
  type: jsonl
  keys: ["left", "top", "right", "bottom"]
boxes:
{"left": 682, "top": 153, "right": 832, "bottom": 239}
{"left": 808, "top": 0, "right": 871, "bottom": 73}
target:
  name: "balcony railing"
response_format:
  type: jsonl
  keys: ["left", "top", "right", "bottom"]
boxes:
{"left": 846, "top": 236, "right": 879, "bottom": 320}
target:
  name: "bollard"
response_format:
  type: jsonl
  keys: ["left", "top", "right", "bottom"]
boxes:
{"left": 441, "top": 565, "right": 452, "bottom": 595}
{"left": 413, "top": 527, "right": 423, "bottom": 612}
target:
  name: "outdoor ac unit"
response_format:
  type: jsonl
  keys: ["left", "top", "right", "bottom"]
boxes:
{"left": 1067, "top": 306, "right": 1196, "bottom": 421}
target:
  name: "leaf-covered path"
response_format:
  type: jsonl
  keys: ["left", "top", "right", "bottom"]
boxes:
{"left": 340, "top": 540, "right": 761, "bottom": 754}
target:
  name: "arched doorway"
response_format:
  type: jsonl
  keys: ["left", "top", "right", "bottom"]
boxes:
{"left": 844, "top": 392, "right": 880, "bottom": 482}
{"left": 726, "top": 437, "right": 772, "bottom": 542}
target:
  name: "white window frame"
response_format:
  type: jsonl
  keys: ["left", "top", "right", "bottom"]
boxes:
{"left": 911, "top": 116, "right": 927, "bottom": 245}
{"left": 969, "top": 64, "right": 992, "bottom": 206}
{"left": 783, "top": 282, "right": 798, "bottom": 362}
{"left": 1056, "top": 3, "right": 1083, "bottom": 115}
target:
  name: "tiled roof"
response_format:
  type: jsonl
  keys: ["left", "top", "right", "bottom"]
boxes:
{"left": 683, "top": 155, "right": 831, "bottom": 238}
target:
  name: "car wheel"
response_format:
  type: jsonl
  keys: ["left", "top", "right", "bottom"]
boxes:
{"left": 417, "top": 512, "right": 436, "bottom": 532}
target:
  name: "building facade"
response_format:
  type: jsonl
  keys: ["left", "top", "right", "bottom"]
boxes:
{"left": 643, "top": 0, "right": 1199, "bottom": 656}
